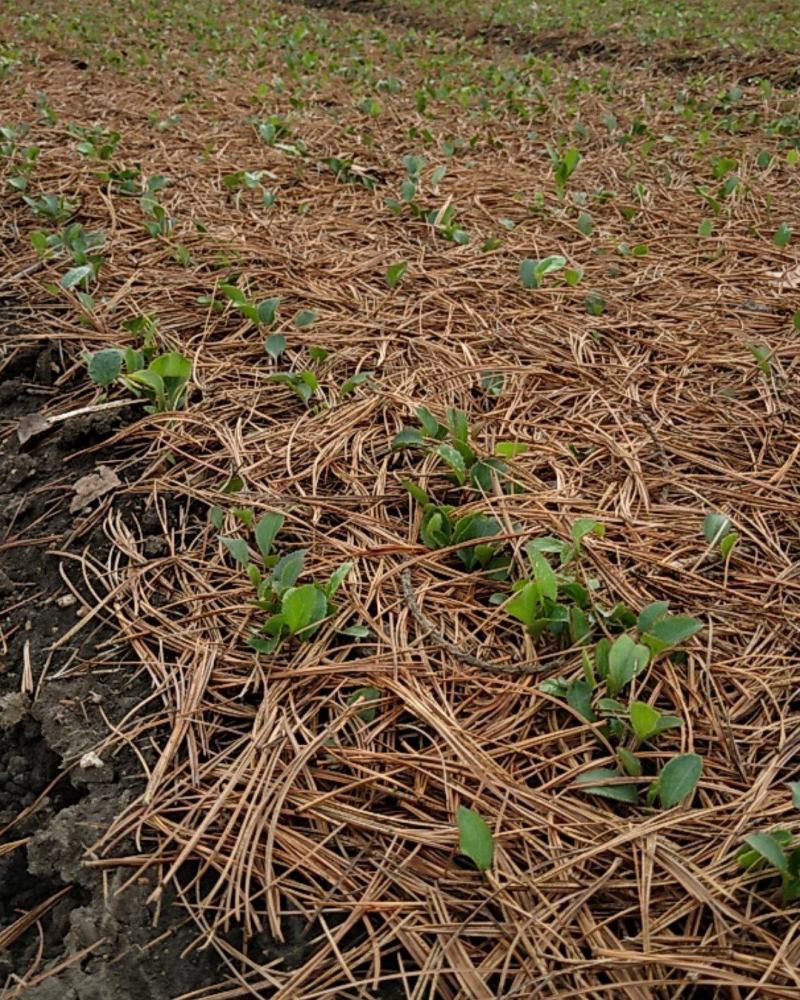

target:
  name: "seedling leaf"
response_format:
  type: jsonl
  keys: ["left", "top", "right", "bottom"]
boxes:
{"left": 456, "top": 806, "right": 494, "bottom": 872}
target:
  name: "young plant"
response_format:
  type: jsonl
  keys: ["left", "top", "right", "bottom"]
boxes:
{"left": 737, "top": 786, "right": 800, "bottom": 903}
{"left": 221, "top": 283, "right": 280, "bottom": 330}
{"left": 32, "top": 223, "right": 106, "bottom": 294}
{"left": 519, "top": 255, "right": 567, "bottom": 289}
{"left": 84, "top": 340, "right": 191, "bottom": 413}
{"left": 22, "top": 192, "right": 76, "bottom": 224}
{"left": 266, "top": 370, "right": 319, "bottom": 404}
{"left": 392, "top": 406, "right": 515, "bottom": 491}
{"left": 69, "top": 123, "right": 120, "bottom": 160}
{"left": 550, "top": 145, "right": 581, "bottom": 196}
{"left": 703, "top": 513, "right": 738, "bottom": 560}
{"left": 141, "top": 191, "right": 174, "bottom": 237}
{"left": 405, "top": 482, "right": 510, "bottom": 578}
{"left": 504, "top": 520, "right": 605, "bottom": 645}
{"left": 249, "top": 552, "right": 352, "bottom": 652}
{"left": 223, "top": 169, "right": 274, "bottom": 208}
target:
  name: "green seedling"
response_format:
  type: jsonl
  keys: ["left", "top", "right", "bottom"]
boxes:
{"left": 223, "top": 169, "right": 274, "bottom": 208}
{"left": 703, "top": 512, "right": 738, "bottom": 560}
{"left": 519, "top": 255, "right": 567, "bottom": 289}
{"left": 248, "top": 551, "right": 352, "bottom": 653}
{"left": 405, "top": 482, "right": 510, "bottom": 578}
{"left": 84, "top": 342, "right": 191, "bottom": 413}
{"left": 347, "top": 686, "right": 380, "bottom": 723}
{"left": 456, "top": 806, "right": 494, "bottom": 872}
{"left": 6, "top": 142, "right": 39, "bottom": 192}
{"left": 385, "top": 261, "right": 407, "bottom": 288}
{"left": 550, "top": 145, "right": 581, "bottom": 196}
{"left": 22, "top": 193, "right": 76, "bottom": 223}
{"left": 31, "top": 222, "right": 106, "bottom": 291}
{"left": 738, "top": 830, "right": 800, "bottom": 903}
{"left": 69, "top": 123, "right": 120, "bottom": 160}
{"left": 141, "top": 191, "right": 174, "bottom": 237}
{"left": 393, "top": 406, "right": 515, "bottom": 491}
{"left": 266, "top": 371, "right": 319, "bottom": 404}
{"left": 737, "top": 785, "right": 800, "bottom": 904}
{"left": 221, "top": 283, "right": 280, "bottom": 329}
{"left": 255, "top": 115, "right": 290, "bottom": 145}
{"left": 323, "top": 156, "right": 379, "bottom": 190}
{"left": 747, "top": 344, "right": 772, "bottom": 378}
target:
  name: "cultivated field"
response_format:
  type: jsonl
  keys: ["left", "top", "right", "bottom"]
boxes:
{"left": 1, "top": 1, "right": 798, "bottom": 997}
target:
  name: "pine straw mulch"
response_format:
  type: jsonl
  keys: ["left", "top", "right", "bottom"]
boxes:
{"left": 1, "top": 6, "right": 800, "bottom": 997}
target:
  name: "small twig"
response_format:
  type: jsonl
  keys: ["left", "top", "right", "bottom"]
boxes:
{"left": 634, "top": 408, "right": 671, "bottom": 503}
{"left": 400, "top": 568, "right": 545, "bottom": 675}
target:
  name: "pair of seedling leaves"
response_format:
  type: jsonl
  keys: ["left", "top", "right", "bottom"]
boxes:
{"left": 393, "top": 405, "right": 525, "bottom": 491}
{"left": 404, "top": 482, "right": 510, "bottom": 578}
{"left": 214, "top": 509, "right": 359, "bottom": 652}
{"left": 84, "top": 321, "right": 192, "bottom": 413}
{"left": 737, "top": 783, "right": 800, "bottom": 903}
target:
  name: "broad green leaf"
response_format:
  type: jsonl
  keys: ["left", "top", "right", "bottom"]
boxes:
{"left": 436, "top": 443, "right": 466, "bottom": 483}
{"left": 402, "top": 480, "right": 429, "bottom": 505}
{"left": 720, "top": 532, "right": 738, "bottom": 559}
{"left": 773, "top": 222, "right": 792, "bottom": 248}
{"left": 149, "top": 352, "right": 191, "bottom": 379}
{"left": 456, "top": 806, "right": 494, "bottom": 872}
{"left": 340, "top": 371, "right": 373, "bottom": 396}
{"left": 744, "top": 832, "right": 788, "bottom": 872}
{"left": 255, "top": 512, "right": 284, "bottom": 559}
{"left": 281, "top": 583, "right": 327, "bottom": 635}
{"left": 220, "top": 283, "right": 246, "bottom": 304}
{"left": 265, "top": 334, "right": 286, "bottom": 360}
{"left": 607, "top": 634, "right": 649, "bottom": 697}
{"left": 392, "top": 427, "right": 425, "bottom": 448}
{"left": 271, "top": 549, "right": 306, "bottom": 592}
{"left": 617, "top": 747, "right": 642, "bottom": 777}
{"left": 505, "top": 581, "right": 539, "bottom": 629}
{"left": 658, "top": 753, "right": 702, "bottom": 808}
{"left": 347, "top": 686, "right": 380, "bottom": 723}
{"left": 652, "top": 714, "right": 682, "bottom": 734}
{"left": 571, "top": 518, "right": 605, "bottom": 545}
{"left": 86, "top": 348, "right": 123, "bottom": 387}
{"left": 574, "top": 767, "right": 637, "bottom": 804}
{"left": 789, "top": 782, "right": 800, "bottom": 809}
{"left": 326, "top": 561, "right": 352, "bottom": 598}
{"left": 220, "top": 536, "right": 250, "bottom": 564}
{"left": 519, "top": 258, "right": 539, "bottom": 289}
{"left": 385, "top": 261, "right": 407, "bottom": 288}
{"left": 577, "top": 212, "right": 593, "bottom": 236}
{"left": 257, "top": 297, "right": 280, "bottom": 326}
{"left": 293, "top": 309, "right": 316, "bottom": 329}
{"left": 703, "top": 513, "right": 731, "bottom": 545}
{"left": 209, "top": 506, "right": 225, "bottom": 531}
{"left": 340, "top": 624, "right": 372, "bottom": 638}
{"left": 445, "top": 407, "right": 469, "bottom": 443}
{"left": 526, "top": 545, "right": 557, "bottom": 602}
{"left": 566, "top": 680, "right": 596, "bottom": 722}
{"left": 61, "top": 264, "right": 93, "bottom": 289}
{"left": 645, "top": 615, "right": 702, "bottom": 651}
{"left": 495, "top": 441, "right": 527, "bottom": 458}
{"left": 415, "top": 406, "right": 442, "bottom": 438}
{"left": 637, "top": 601, "right": 670, "bottom": 633}
{"left": 629, "top": 701, "right": 660, "bottom": 741}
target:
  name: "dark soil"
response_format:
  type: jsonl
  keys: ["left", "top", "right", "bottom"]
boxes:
{"left": 0, "top": 331, "right": 219, "bottom": 998}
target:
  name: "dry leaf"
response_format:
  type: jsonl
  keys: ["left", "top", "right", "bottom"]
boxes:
{"left": 69, "top": 465, "right": 122, "bottom": 513}
{"left": 16, "top": 413, "right": 52, "bottom": 445}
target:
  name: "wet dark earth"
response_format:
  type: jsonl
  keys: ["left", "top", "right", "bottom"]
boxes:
{"left": 0, "top": 333, "right": 219, "bottom": 999}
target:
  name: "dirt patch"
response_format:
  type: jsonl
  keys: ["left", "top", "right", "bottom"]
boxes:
{"left": 0, "top": 333, "right": 218, "bottom": 997}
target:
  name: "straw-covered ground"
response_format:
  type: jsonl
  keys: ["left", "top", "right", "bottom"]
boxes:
{"left": 1, "top": 1, "right": 799, "bottom": 997}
